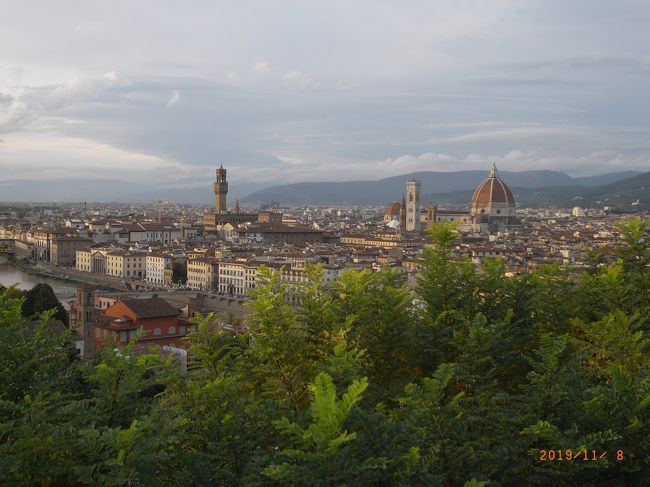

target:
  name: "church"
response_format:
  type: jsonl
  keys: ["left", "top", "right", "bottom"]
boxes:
{"left": 384, "top": 163, "right": 521, "bottom": 235}
{"left": 465, "top": 162, "right": 520, "bottom": 233}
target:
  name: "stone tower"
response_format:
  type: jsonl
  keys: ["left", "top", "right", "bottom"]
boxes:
{"left": 399, "top": 194, "right": 406, "bottom": 236}
{"left": 214, "top": 165, "right": 228, "bottom": 214}
{"left": 426, "top": 203, "right": 438, "bottom": 231}
{"left": 406, "top": 179, "right": 421, "bottom": 232}
{"left": 76, "top": 283, "right": 95, "bottom": 359}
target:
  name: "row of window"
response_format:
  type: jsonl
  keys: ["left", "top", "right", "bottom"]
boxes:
{"left": 222, "top": 269, "right": 244, "bottom": 276}
{"left": 146, "top": 277, "right": 165, "bottom": 284}
{"left": 96, "top": 325, "right": 186, "bottom": 341}
{"left": 219, "top": 285, "right": 244, "bottom": 295}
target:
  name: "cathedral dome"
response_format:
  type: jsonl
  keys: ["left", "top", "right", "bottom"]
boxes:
{"left": 471, "top": 163, "right": 515, "bottom": 207}
{"left": 384, "top": 202, "right": 402, "bottom": 218}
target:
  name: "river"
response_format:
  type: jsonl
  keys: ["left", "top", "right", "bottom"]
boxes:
{"left": 0, "top": 256, "right": 77, "bottom": 304}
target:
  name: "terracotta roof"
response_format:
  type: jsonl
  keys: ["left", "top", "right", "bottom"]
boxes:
{"left": 107, "top": 250, "right": 131, "bottom": 256}
{"left": 53, "top": 235, "right": 92, "bottom": 242}
{"left": 238, "top": 223, "right": 323, "bottom": 234}
{"left": 384, "top": 202, "right": 402, "bottom": 217}
{"left": 471, "top": 163, "right": 515, "bottom": 206}
{"left": 120, "top": 297, "right": 179, "bottom": 319}
{"left": 123, "top": 223, "right": 173, "bottom": 232}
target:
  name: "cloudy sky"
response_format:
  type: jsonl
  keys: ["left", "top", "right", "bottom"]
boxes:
{"left": 1, "top": 0, "right": 649, "bottom": 201}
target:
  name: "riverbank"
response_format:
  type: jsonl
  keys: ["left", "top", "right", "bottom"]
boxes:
{"left": 7, "top": 256, "right": 75, "bottom": 282}
{"left": 5, "top": 256, "right": 125, "bottom": 292}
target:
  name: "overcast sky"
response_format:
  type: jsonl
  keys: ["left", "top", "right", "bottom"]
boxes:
{"left": 1, "top": 0, "right": 649, "bottom": 201}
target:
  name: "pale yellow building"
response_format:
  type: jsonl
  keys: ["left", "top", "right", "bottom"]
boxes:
{"left": 187, "top": 257, "right": 219, "bottom": 291}
{"left": 105, "top": 251, "right": 146, "bottom": 279}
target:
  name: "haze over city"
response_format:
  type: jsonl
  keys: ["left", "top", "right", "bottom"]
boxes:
{"left": 1, "top": 0, "right": 649, "bottom": 201}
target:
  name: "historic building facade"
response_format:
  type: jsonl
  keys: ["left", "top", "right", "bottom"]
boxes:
{"left": 467, "top": 163, "right": 520, "bottom": 233}
{"left": 203, "top": 164, "right": 281, "bottom": 231}
{"left": 146, "top": 253, "right": 174, "bottom": 285}
{"left": 384, "top": 163, "right": 521, "bottom": 235}
{"left": 94, "top": 297, "right": 190, "bottom": 350}
{"left": 214, "top": 165, "right": 228, "bottom": 214}
{"left": 405, "top": 179, "right": 421, "bottom": 232}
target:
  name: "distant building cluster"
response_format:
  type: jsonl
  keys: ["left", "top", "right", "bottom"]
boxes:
{"left": 1, "top": 160, "right": 646, "bottom": 358}
{"left": 384, "top": 163, "right": 521, "bottom": 236}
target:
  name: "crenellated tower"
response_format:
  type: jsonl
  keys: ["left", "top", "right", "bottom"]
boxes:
{"left": 214, "top": 165, "right": 228, "bottom": 214}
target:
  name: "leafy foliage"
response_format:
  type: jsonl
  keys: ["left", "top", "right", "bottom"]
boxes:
{"left": 22, "top": 283, "right": 69, "bottom": 326}
{"left": 171, "top": 260, "right": 187, "bottom": 285}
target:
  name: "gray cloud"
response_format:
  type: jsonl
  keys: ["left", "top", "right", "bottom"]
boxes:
{"left": 0, "top": 0, "right": 648, "bottom": 202}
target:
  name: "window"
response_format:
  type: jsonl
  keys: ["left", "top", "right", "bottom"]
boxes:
{"left": 168, "top": 326, "right": 176, "bottom": 334}
{"left": 120, "top": 331, "right": 127, "bottom": 342}
{"left": 95, "top": 328, "right": 100, "bottom": 338}
{"left": 154, "top": 328, "right": 161, "bottom": 336}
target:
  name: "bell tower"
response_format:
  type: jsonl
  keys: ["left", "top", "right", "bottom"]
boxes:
{"left": 406, "top": 179, "right": 421, "bottom": 232}
{"left": 399, "top": 194, "right": 406, "bottom": 236}
{"left": 214, "top": 165, "right": 228, "bottom": 214}
{"left": 76, "top": 283, "right": 96, "bottom": 359}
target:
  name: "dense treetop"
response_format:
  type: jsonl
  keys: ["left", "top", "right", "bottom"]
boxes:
{"left": 1, "top": 218, "right": 648, "bottom": 486}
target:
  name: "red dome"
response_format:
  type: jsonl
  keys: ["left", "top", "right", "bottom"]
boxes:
{"left": 471, "top": 163, "right": 514, "bottom": 206}
{"left": 384, "top": 202, "right": 402, "bottom": 217}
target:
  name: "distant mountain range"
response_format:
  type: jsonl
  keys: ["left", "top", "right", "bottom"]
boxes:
{"left": 423, "top": 171, "right": 650, "bottom": 209}
{"left": 1, "top": 170, "right": 645, "bottom": 208}
{"left": 0, "top": 179, "right": 264, "bottom": 205}
{"left": 241, "top": 170, "right": 644, "bottom": 207}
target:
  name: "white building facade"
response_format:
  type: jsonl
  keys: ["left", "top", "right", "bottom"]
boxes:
{"left": 146, "top": 253, "right": 173, "bottom": 285}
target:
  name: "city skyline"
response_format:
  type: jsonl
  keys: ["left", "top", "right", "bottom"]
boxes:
{"left": 1, "top": 1, "right": 649, "bottom": 202}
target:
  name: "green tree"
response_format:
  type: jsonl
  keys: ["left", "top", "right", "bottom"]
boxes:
{"left": 333, "top": 268, "right": 419, "bottom": 399}
{"left": 171, "top": 260, "right": 187, "bottom": 285}
{"left": 616, "top": 217, "right": 650, "bottom": 311}
{"left": 0, "top": 288, "right": 182, "bottom": 485}
{"left": 243, "top": 265, "right": 313, "bottom": 412}
{"left": 263, "top": 371, "right": 381, "bottom": 486}
{"left": 22, "top": 282, "right": 68, "bottom": 326}
{"left": 418, "top": 222, "right": 476, "bottom": 323}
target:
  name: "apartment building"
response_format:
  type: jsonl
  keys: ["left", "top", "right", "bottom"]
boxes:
{"left": 217, "top": 260, "right": 259, "bottom": 296}
{"left": 105, "top": 251, "right": 147, "bottom": 279}
{"left": 187, "top": 257, "right": 219, "bottom": 291}
{"left": 146, "top": 253, "right": 174, "bottom": 285}
{"left": 51, "top": 235, "right": 93, "bottom": 267}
